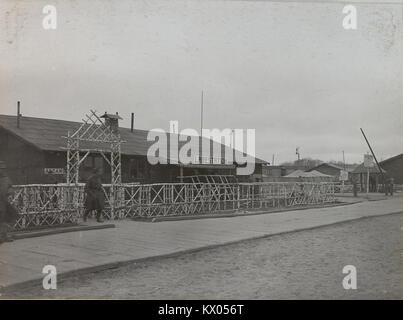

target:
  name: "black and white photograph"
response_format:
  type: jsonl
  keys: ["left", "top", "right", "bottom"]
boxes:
{"left": 0, "top": 0, "right": 402, "bottom": 306}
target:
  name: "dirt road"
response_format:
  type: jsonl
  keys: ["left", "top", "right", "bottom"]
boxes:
{"left": 3, "top": 213, "right": 402, "bottom": 299}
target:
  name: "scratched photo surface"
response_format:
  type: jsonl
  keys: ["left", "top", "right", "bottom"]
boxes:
{"left": 0, "top": 0, "right": 402, "bottom": 301}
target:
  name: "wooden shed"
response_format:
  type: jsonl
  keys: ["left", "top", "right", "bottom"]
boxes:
{"left": 350, "top": 163, "right": 386, "bottom": 192}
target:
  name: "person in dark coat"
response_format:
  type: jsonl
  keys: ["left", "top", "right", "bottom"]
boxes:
{"left": 0, "top": 161, "right": 18, "bottom": 243}
{"left": 388, "top": 178, "right": 394, "bottom": 196}
{"left": 83, "top": 168, "right": 105, "bottom": 222}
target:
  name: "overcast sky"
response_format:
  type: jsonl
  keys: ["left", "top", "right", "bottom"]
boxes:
{"left": 0, "top": 0, "right": 402, "bottom": 164}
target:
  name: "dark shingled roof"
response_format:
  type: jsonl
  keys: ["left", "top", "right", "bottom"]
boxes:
{"left": 351, "top": 163, "right": 386, "bottom": 174}
{"left": 380, "top": 153, "right": 403, "bottom": 165}
{"left": 308, "top": 162, "right": 356, "bottom": 173}
{"left": 0, "top": 114, "right": 267, "bottom": 164}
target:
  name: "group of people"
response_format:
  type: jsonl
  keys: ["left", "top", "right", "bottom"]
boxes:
{"left": 351, "top": 177, "right": 395, "bottom": 196}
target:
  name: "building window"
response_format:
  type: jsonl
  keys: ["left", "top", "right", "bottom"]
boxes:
{"left": 82, "top": 155, "right": 104, "bottom": 173}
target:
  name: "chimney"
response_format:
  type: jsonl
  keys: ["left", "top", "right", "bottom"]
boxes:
{"left": 131, "top": 112, "right": 134, "bottom": 132}
{"left": 100, "top": 112, "right": 122, "bottom": 133}
{"left": 17, "top": 101, "right": 21, "bottom": 128}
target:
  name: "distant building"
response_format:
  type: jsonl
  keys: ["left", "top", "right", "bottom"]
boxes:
{"left": 261, "top": 165, "right": 310, "bottom": 182}
{"left": 350, "top": 163, "right": 386, "bottom": 192}
{"left": 307, "top": 163, "right": 356, "bottom": 181}
{"left": 380, "top": 153, "right": 403, "bottom": 184}
{"left": 283, "top": 169, "right": 334, "bottom": 182}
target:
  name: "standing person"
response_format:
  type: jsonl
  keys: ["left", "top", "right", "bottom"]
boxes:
{"left": 83, "top": 168, "right": 105, "bottom": 223}
{"left": 0, "top": 161, "right": 17, "bottom": 244}
{"left": 369, "top": 176, "right": 375, "bottom": 192}
{"left": 352, "top": 179, "right": 358, "bottom": 197}
{"left": 388, "top": 178, "right": 394, "bottom": 196}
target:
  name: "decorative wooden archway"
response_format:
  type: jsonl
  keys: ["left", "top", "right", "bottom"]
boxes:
{"left": 64, "top": 109, "right": 124, "bottom": 218}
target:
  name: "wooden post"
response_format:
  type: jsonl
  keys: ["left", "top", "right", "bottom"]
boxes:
{"left": 237, "top": 184, "right": 240, "bottom": 210}
{"left": 17, "top": 101, "right": 21, "bottom": 128}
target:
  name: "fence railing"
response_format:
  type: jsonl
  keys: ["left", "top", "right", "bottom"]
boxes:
{"left": 9, "top": 182, "right": 336, "bottom": 230}
{"left": 9, "top": 184, "right": 83, "bottom": 230}
{"left": 333, "top": 182, "right": 391, "bottom": 194}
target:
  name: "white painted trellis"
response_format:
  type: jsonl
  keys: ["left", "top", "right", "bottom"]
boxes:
{"left": 9, "top": 181, "right": 336, "bottom": 230}
{"left": 64, "top": 109, "right": 124, "bottom": 219}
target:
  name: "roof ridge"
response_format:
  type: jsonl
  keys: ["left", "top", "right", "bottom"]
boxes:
{"left": 380, "top": 153, "right": 403, "bottom": 164}
{"left": 0, "top": 113, "right": 150, "bottom": 134}
{"left": 0, "top": 113, "right": 268, "bottom": 164}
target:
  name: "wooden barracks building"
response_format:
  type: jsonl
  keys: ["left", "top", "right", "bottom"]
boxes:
{"left": 380, "top": 153, "right": 403, "bottom": 184}
{"left": 0, "top": 113, "right": 268, "bottom": 185}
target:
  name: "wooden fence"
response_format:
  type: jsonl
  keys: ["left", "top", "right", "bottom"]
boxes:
{"left": 9, "top": 182, "right": 336, "bottom": 230}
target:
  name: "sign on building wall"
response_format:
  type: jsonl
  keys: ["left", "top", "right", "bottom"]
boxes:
{"left": 363, "top": 154, "right": 374, "bottom": 168}
{"left": 44, "top": 168, "right": 66, "bottom": 175}
{"left": 197, "top": 156, "right": 227, "bottom": 165}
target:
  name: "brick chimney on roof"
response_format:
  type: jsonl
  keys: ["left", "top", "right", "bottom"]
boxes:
{"left": 100, "top": 112, "right": 123, "bottom": 133}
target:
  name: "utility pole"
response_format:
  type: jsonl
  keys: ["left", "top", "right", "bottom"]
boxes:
{"left": 341, "top": 150, "right": 346, "bottom": 192}
{"left": 342, "top": 150, "right": 346, "bottom": 170}
{"left": 366, "top": 157, "right": 370, "bottom": 194}
{"left": 17, "top": 101, "right": 21, "bottom": 128}
{"left": 232, "top": 129, "right": 235, "bottom": 165}
{"left": 200, "top": 90, "right": 204, "bottom": 137}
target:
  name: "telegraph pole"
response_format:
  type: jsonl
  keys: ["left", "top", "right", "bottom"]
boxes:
{"left": 342, "top": 150, "right": 346, "bottom": 170}
{"left": 200, "top": 90, "right": 204, "bottom": 136}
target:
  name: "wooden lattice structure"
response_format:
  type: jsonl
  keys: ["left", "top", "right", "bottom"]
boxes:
{"left": 118, "top": 182, "right": 335, "bottom": 218}
{"left": 65, "top": 110, "right": 122, "bottom": 184}
{"left": 180, "top": 175, "right": 238, "bottom": 184}
{"left": 64, "top": 109, "right": 123, "bottom": 218}
{"left": 9, "top": 184, "right": 82, "bottom": 230}
{"left": 9, "top": 182, "right": 336, "bottom": 230}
